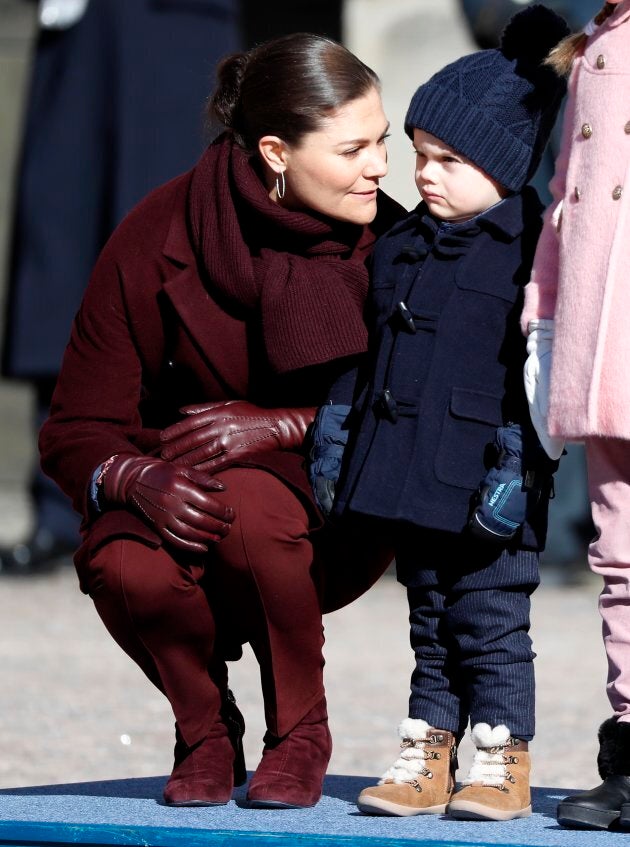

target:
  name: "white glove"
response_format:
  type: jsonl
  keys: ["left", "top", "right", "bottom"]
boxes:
{"left": 523, "top": 319, "right": 565, "bottom": 461}
{"left": 39, "top": 0, "right": 89, "bottom": 29}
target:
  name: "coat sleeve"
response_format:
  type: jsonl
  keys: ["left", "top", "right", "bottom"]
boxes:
{"left": 39, "top": 238, "right": 158, "bottom": 516}
{"left": 521, "top": 66, "right": 578, "bottom": 333}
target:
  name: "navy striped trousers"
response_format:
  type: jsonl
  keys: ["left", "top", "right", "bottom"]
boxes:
{"left": 395, "top": 528, "right": 540, "bottom": 741}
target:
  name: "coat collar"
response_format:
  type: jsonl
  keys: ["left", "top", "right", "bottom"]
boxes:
{"left": 162, "top": 267, "right": 249, "bottom": 397}
{"left": 160, "top": 171, "right": 249, "bottom": 396}
{"left": 162, "top": 171, "right": 196, "bottom": 267}
{"left": 474, "top": 189, "right": 535, "bottom": 240}
{"left": 415, "top": 187, "right": 539, "bottom": 244}
{"left": 386, "top": 188, "right": 541, "bottom": 267}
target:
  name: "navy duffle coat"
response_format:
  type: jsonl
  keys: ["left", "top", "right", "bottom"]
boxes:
{"left": 335, "top": 187, "right": 548, "bottom": 549}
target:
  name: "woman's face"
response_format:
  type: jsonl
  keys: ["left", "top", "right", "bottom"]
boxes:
{"left": 276, "top": 87, "right": 390, "bottom": 225}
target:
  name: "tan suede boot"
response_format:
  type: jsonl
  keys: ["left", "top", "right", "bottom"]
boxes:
{"left": 357, "top": 718, "right": 456, "bottom": 816}
{"left": 448, "top": 723, "right": 531, "bottom": 821}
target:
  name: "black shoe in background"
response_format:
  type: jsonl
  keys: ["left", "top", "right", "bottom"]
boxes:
{"left": 558, "top": 776, "right": 630, "bottom": 830}
{"left": 0, "top": 528, "right": 75, "bottom": 576}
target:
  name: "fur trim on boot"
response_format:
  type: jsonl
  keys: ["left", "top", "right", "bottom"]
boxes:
{"left": 558, "top": 719, "right": 630, "bottom": 830}
{"left": 381, "top": 719, "right": 432, "bottom": 783}
{"left": 597, "top": 718, "right": 630, "bottom": 779}
{"left": 448, "top": 723, "right": 531, "bottom": 821}
{"left": 357, "top": 718, "right": 456, "bottom": 816}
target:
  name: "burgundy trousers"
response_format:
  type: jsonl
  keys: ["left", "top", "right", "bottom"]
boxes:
{"left": 86, "top": 468, "right": 392, "bottom": 747}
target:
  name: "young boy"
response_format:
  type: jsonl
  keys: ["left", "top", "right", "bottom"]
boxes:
{"left": 309, "top": 4, "right": 568, "bottom": 822}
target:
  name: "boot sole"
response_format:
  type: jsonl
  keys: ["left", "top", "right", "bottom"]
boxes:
{"left": 448, "top": 801, "right": 532, "bottom": 821}
{"left": 247, "top": 798, "right": 317, "bottom": 809}
{"left": 163, "top": 798, "right": 229, "bottom": 807}
{"left": 557, "top": 802, "right": 620, "bottom": 830}
{"left": 357, "top": 796, "right": 448, "bottom": 817}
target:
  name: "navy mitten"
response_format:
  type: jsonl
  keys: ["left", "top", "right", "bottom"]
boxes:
{"left": 469, "top": 423, "right": 552, "bottom": 543}
{"left": 308, "top": 404, "right": 351, "bottom": 516}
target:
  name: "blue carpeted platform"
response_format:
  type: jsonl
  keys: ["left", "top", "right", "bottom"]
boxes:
{"left": 0, "top": 774, "right": 627, "bottom": 847}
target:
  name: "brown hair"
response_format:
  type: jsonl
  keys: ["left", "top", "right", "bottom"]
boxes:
{"left": 209, "top": 32, "right": 380, "bottom": 151}
{"left": 545, "top": 3, "right": 617, "bottom": 76}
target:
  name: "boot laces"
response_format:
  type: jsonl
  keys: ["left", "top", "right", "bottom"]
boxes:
{"left": 379, "top": 733, "right": 445, "bottom": 789}
{"left": 463, "top": 740, "right": 516, "bottom": 791}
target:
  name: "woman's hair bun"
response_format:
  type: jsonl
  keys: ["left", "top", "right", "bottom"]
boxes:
{"left": 211, "top": 52, "right": 249, "bottom": 129}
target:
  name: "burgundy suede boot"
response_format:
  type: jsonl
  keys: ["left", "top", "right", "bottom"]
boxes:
{"left": 246, "top": 697, "right": 332, "bottom": 808}
{"left": 163, "top": 690, "right": 246, "bottom": 806}
{"left": 163, "top": 725, "right": 234, "bottom": 806}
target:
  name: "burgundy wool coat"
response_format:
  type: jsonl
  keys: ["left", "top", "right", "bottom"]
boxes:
{"left": 39, "top": 166, "right": 404, "bottom": 590}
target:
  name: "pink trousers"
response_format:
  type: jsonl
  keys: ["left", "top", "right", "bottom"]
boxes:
{"left": 586, "top": 438, "right": 630, "bottom": 722}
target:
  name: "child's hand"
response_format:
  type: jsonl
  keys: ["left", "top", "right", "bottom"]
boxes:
{"left": 469, "top": 425, "right": 529, "bottom": 542}
{"left": 308, "top": 404, "right": 351, "bottom": 516}
{"left": 468, "top": 424, "right": 556, "bottom": 543}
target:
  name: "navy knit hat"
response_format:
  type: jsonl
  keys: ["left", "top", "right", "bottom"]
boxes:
{"left": 405, "top": 5, "right": 570, "bottom": 192}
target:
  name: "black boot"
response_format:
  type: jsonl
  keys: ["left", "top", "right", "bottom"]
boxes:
{"left": 222, "top": 688, "right": 247, "bottom": 786}
{"left": 557, "top": 718, "right": 630, "bottom": 830}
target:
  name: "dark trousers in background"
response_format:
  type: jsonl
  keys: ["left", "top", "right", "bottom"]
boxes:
{"left": 396, "top": 529, "right": 540, "bottom": 741}
{"left": 33, "top": 379, "right": 81, "bottom": 545}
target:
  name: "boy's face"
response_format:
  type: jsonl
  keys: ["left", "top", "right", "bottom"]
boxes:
{"left": 412, "top": 128, "right": 508, "bottom": 222}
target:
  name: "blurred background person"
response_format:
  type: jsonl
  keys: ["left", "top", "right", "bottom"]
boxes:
{"left": 0, "top": 0, "right": 242, "bottom": 573}
{"left": 0, "top": 0, "right": 343, "bottom": 575}
{"left": 241, "top": 0, "right": 342, "bottom": 43}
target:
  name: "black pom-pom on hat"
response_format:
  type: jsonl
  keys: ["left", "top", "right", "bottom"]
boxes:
{"left": 404, "top": 3, "right": 570, "bottom": 192}
{"left": 501, "top": 3, "right": 571, "bottom": 66}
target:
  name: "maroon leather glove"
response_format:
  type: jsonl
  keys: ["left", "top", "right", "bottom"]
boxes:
{"left": 102, "top": 454, "right": 234, "bottom": 553}
{"left": 159, "top": 400, "right": 316, "bottom": 474}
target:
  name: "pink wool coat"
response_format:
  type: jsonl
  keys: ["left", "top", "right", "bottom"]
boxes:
{"left": 521, "top": 0, "right": 630, "bottom": 440}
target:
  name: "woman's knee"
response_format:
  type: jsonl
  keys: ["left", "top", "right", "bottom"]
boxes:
{"left": 213, "top": 468, "right": 311, "bottom": 572}
{"left": 89, "top": 538, "right": 201, "bottom": 623}
{"left": 211, "top": 469, "right": 321, "bottom": 628}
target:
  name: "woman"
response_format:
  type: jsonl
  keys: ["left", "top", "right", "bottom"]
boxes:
{"left": 39, "top": 33, "right": 403, "bottom": 809}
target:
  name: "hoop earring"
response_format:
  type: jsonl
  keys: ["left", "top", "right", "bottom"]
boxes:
{"left": 276, "top": 170, "right": 286, "bottom": 200}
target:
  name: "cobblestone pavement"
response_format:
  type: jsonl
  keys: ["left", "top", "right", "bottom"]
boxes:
{"left": 0, "top": 561, "right": 609, "bottom": 793}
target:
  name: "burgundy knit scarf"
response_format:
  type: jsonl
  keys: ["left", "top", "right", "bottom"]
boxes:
{"left": 187, "top": 134, "right": 378, "bottom": 375}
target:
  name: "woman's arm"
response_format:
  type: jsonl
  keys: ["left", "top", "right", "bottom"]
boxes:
{"left": 39, "top": 242, "right": 235, "bottom": 545}
{"left": 39, "top": 242, "right": 149, "bottom": 515}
